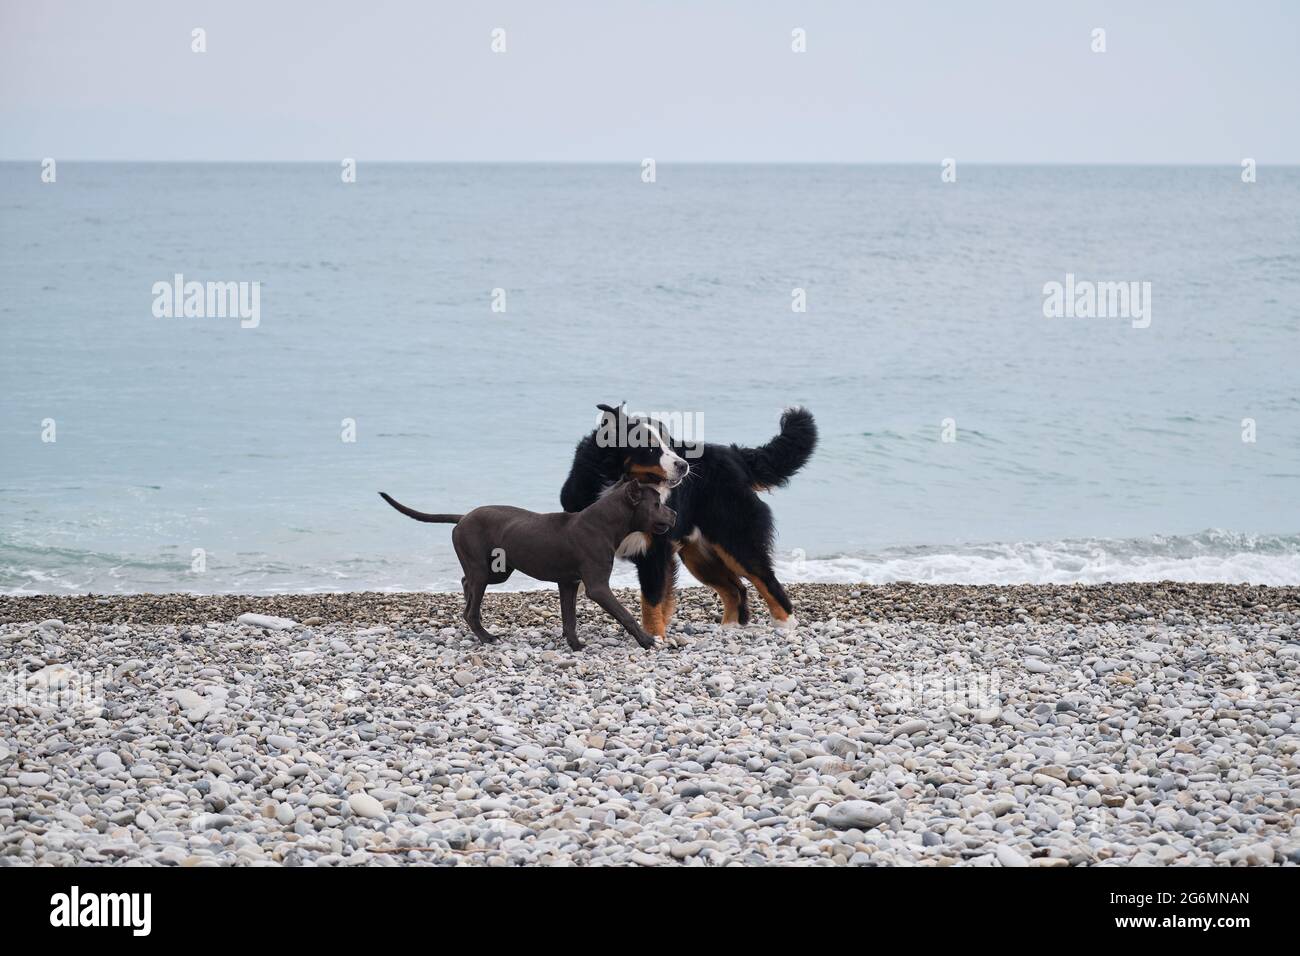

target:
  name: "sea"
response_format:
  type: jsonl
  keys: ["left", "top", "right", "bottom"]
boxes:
{"left": 2, "top": 162, "right": 1298, "bottom": 593}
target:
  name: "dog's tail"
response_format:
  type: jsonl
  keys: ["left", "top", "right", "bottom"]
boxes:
{"left": 379, "top": 492, "right": 464, "bottom": 524}
{"left": 736, "top": 407, "right": 817, "bottom": 491}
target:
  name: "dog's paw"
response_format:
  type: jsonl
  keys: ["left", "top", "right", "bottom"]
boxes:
{"left": 773, "top": 615, "right": 799, "bottom": 631}
{"left": 719, "top": 620, "right": 743, "bottom": 630}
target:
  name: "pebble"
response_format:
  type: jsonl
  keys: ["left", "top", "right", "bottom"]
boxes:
{"left": 826, "top": 801, "right": 893, "bottom": 831}
{"left": 348, "top": 793, "right": 386, "bottom": 820}
{"left": 236, "top": 613, "right": 299, "bottom": 631}
{"left": 996, "top": 845, "right": 1030, "bottom": 867}
{"left": 893, "top": 719, "right": 928, "bottom": 738}
{"left": 172, "top": 689, "right": 204, "bottom": 710}
{"left": 95, "top": 751, "right": 122, "bottom": 770}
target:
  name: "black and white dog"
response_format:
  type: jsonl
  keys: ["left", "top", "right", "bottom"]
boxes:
{"left": 560, "top": 404, "right": 817, "bottom": 637}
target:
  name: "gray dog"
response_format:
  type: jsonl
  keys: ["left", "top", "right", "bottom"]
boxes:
{"left": 379, "top": 480, "right": 675, "bottom": 650}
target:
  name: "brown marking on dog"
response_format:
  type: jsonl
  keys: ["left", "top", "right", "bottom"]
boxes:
{"left": 679, "top": 538, "right": 745, "bottom": 625}
{"left": 712, "top": 543, "right": 791, "bottom": 623}
{"left": 658, "top": 587, "right": 677, "bottom": 633}
{"left": 640, "top": 595, "right": 665, "bottom": 638}
{"left": 627, "top": 462, "right": 668, "bottom": 483}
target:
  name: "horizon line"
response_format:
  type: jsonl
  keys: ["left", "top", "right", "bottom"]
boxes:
{"left": 4, "top": 158, "right": 1297, "bottom": 167}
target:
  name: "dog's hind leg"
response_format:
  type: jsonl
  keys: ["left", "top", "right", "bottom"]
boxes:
{"left": 454, "top": 527, "right": 499, "bottom": 642}
{"left": 712, "top": 543, "right": 795, "bottom": 628}
{"left": 735, "top": 582, "right": 751, "bottom": 625}
{"left": 558, "top": 581, "right": 582, "bottom": 650}
{"left": 461, "top": 574, "right": 497, "bottom": 642}
{"left": 680, "top": 538, "right": 749, "bottom": 627}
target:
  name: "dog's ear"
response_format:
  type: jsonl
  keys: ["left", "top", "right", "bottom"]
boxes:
{"left": 596, "top": 403, "right": 623, "bottom": 428}
{"left": 596, "top": 402, "right": 628, "bottom": 423}
{"left": 623, "top": 480, "right": 643, "bottom": 505}
{"left": 596, "top": 404, "right": 622, "bottom": 448}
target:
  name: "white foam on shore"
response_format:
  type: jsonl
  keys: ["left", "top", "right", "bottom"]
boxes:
{"left": 3, "top": 529, "right": 1297, "bottom": 594}
{"left": 772, "top": 530, "right": 1300, "bottom": 586}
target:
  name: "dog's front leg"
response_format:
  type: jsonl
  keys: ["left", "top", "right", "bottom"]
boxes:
{"left": 633, "top": 539, "right": 675, "bottom": 638}
{"left": 558, "top": 581, "right": 581, "bottom": 650}
{"left": 584, "top": 581, "right": 657, "bottom": 650}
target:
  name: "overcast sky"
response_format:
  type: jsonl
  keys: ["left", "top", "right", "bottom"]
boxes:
{"left": 2, "top": 0, "right": 1297, "bottom": 163}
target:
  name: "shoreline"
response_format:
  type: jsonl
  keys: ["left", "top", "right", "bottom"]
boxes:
{"left": 4, "top": 581, "right": 1297, "bottom": 626}
{"left": 3, "top": 582, "right": 1296, "bottom": 866}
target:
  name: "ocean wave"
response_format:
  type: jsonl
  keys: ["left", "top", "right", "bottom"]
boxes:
{"left": 772, "top": 530, "right": 1300, "bottom": 586}
{"left": 2, "top": 529, "right": 1297, "bottom": 594}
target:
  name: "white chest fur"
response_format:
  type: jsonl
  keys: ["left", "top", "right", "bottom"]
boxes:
{"left": 615, "top": 532, "right": 652, "bottom": 558}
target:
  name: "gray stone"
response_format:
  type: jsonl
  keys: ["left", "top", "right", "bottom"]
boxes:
{"left": 826, "top": 801, "right": 893, "bottom": 831}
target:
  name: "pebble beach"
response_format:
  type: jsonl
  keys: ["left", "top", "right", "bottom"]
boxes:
{"left": 1, "top": 583, "right": 1297, "bottom": 866}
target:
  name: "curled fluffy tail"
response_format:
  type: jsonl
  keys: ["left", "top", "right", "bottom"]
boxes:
{"left": 737, "top": 407, "right": 817, "bottom": 490}
{"left": 379, "top": 492, "right": 463, "bottom": 523}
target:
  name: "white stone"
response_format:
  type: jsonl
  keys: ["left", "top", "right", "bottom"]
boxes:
{"left": 236, "top": 613, "right": 299, "bottom": 631}
{"left": 826, "top": 800, "right": 893, "bottom": 831}
{"left": 171, "top": 688, "right": 204, "bottom": 709}
{"left": 95, "top": 751, "right": 122, "bottom": 770}
{"left": 348, "top": 792, "right": 386, "bottom": 820}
